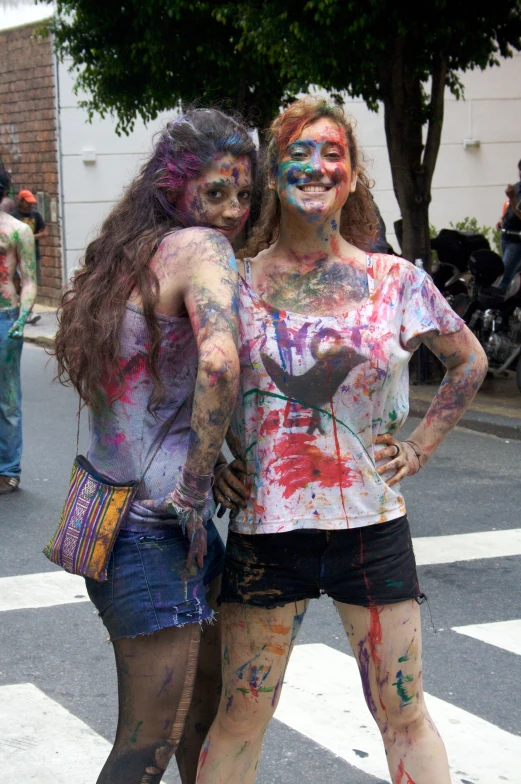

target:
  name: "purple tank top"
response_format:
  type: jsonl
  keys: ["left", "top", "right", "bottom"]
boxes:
{"left": 87, "top": 302, "right": 215, "bottom": 530}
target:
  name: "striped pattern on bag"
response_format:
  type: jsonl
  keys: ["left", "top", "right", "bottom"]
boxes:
{"left": 43, "top": 460, "right": 136, "bottom": 581}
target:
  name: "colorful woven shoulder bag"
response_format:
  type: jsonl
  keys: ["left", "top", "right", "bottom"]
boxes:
{"left": 44, "top": 405, "right": 169, "bottom": 582}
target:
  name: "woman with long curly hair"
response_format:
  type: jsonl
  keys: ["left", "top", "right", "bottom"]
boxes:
{"left": 54, "top": 108, "right": 256, "bottom": 784}
{"left": 196, "top": 98, "right": 488, "bottom": 783}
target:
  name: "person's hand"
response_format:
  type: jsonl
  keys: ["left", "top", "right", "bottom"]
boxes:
{"left": 496, "top": 219, "right": 503, "bottom": 231}
{"left": 140, "top": 492, "right": 208, "bottom": 569}
{"left": 374, "top": 434, "right": 422, "bottom": 487}
{"left": 214, "top": 458, "right": 249, "bottom": 515}
{"left": 506, "top": 183, "right": 516, "bottom": 200}
{"left": 8, "top": 319, "right": 24, "bottom": 339}
{"left": 185, "top": 512, "right": 207, "bottom": 570}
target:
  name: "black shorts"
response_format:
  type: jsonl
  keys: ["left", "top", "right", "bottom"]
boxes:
{"left": 220, "top": 515, "right": 423, "bottom": 608}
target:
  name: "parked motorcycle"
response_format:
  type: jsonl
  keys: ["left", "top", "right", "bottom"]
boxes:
{"left": 465, "top": 249, "right": 521, "bottom": 393}
{"left": 430, "top": 229, "right": 489, "bottom": 315}
{"left": 430, "top": 228, "right": 521, "bottom": 393}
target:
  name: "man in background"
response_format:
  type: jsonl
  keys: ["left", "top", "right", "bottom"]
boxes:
{"left": 0, "top": 177, "right": 37, "bottom": 493}
{"left": 11, "top": 189, "right": 47, "bottom": 287}
{"left": 496, "top": 159, "right": 521, "bottom": 292}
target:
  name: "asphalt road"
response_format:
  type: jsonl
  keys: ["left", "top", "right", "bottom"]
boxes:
{"left": 1, "top": 342, "right": 520, "bottom": 784}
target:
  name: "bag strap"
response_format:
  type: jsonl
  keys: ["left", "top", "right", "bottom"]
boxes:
{"left": 76, "top": 397, "right": 81, "bottom": 455}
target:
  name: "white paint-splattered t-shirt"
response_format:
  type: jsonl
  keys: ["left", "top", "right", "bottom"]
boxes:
{"left": 229, "top": 253, "right": 464, "bottom": 534}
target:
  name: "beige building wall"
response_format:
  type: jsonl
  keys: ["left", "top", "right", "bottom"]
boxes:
{"left": 343, "top": 53, "right": 521, "bottom": 249}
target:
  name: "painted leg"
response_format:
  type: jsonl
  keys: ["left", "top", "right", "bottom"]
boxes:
{"left": 0, "top": 314, "right": 23, "bottom": 477}
{"left": 176, "top": 577, "right": 223, "bottom": 784}
{"left": 96, "top": 623, "right": 201, "bottom": 784}
{"left": 196, "top": 600, "right": 308, "bottom": 784}
{"left": 335, "top": 599, "right": 450, "bottom": 784}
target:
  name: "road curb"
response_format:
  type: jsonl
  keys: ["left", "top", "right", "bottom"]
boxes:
{"left": 24, "top": 334, "right": 55, "bottom": 349}
{"left": 409, "top": 400, "right": 521, "bottom": 441}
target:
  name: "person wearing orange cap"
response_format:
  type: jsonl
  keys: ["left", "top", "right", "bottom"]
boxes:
{"left": 11, "top": 190, "right": 48, "bottom": 288}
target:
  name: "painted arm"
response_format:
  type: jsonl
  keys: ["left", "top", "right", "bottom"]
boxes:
{"left": 142, "top": 228, "right": 240, "bottom": 566}
{"left": 8, "top": 223, "right": 37, "bottom": 338}
{"left": 375, "top": 326, "right": 488, "bottom": 485}
{"left": 183, "top": 232, "right": 240, "bottom": 478}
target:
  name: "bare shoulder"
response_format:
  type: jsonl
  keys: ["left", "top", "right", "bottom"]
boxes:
{"left": 160, "top": 226, "right": 234, "bottom": 266}
{"left": 0, "top": 213, "right": 32, "bottom": 243}
{"left": 371, "top": 252, "right": 420, "bottom": 285}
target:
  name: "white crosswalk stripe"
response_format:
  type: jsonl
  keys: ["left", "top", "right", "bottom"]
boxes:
{"left": 1, "top": 527, "right": 520, "bottom": 783}
{"left": 412, "top": 527, "right": 521, "bottom": 566}
{"left": 1, "top": 527, "right": 520, "bottom": 614}
{"left": 0, "top": 683, "right": 172, "bottom": 784}
{"left": 0, "top": 570, "right": 88, "bottom": 612}
{"left": 452, "top": 618, "right": 521, "bottom": 656}
{"left": 275, "top": 643, "right": 521, "bottom": 784}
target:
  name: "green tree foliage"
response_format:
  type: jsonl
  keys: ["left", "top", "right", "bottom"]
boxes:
{"left": 43, "top": 0, "right": 291, "bottom": 133}
{"left": 44, "top": 0, "right": 521, "bottom": 265}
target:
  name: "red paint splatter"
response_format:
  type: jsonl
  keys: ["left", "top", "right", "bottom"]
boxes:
{"left": 104, "top": 432, "right": 126, "bottom": 447}
{"left": 269, "top": 432, "right": 356, "bottom": 500}
{"left": 260, "top": 409, "right": 281, "bottom": 436}
{"left": 369, "top": 607, "right": 383, "bottom": 665}
{"left": 369, "top": 606, "right": 387, "bottom": 711}
{"left": 396, "top": 759, "right": 416, "bottom": 784}
{"left": 196, "top": 739, "right": 210, "bottom": 781}
{"left": 101, "top": 353, "right": 148, "bottom": 404}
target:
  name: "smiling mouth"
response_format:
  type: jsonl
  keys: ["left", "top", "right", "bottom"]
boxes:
{"left": 297, "top": 184, "right": 331, "bottom": 193}
{"left": 213, "top": 225, "right": 239, "bottom": 236}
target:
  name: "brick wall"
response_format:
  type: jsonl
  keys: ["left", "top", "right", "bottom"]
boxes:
{"left": 0, "top": 22, "right": 62, "bottom": 305}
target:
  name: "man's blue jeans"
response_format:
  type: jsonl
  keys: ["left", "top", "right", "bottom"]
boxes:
{"left": 499, "top": 237, "right": 521, "bottom": 292}
{"left": 0, "top": 308, "right": 23, "bottom": 477}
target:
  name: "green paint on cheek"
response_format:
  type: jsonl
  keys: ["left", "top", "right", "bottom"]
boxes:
{"left": 392, "top": 671, "right": 414, "bottom": 703}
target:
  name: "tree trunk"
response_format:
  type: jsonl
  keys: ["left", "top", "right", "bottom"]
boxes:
{"left": 381, "top": 40, "right": 447, "bottom": 270}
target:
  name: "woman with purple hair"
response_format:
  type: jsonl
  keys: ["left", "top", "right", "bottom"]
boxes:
{"left": 54, "top": 108, "right": 256, "bottom": 784}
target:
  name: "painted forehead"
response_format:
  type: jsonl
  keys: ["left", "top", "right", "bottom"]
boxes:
{"left": 201, "top": 155, "right": 252, "bottom": 183}
{"left": 288, "top": 119, "right": 348, "bottom": 149}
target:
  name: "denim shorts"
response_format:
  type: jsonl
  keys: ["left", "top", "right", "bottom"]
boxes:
{"left": 220, "top": 516, "right": 423, "bottom": 608}
{"left": 86, "top": 520, "right": 225, "bottom": 640}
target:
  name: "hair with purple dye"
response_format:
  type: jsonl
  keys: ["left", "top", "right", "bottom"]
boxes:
{"left": 144, "top": 109, "right": 257, "bottom": 226}
{"left": 54, "top": 108, "right": 257, "bottom": 409}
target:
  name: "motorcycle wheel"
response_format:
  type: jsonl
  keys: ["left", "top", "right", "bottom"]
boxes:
{"left": 516, "top": 358, "right": 521, "bottom": 394}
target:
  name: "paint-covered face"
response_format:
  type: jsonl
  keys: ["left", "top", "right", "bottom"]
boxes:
{"left": 274, "top": 118, "right": 356, "bottom": 224}
{"left": 176, "top": 154, "right": 252, "bottom": 242}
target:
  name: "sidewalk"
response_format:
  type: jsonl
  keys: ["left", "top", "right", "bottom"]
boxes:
{"left": 24, "top": 306, "right": 521, "bottom": 441}
{"left": 23, "top": 303, "right": 57, "bottom": 348}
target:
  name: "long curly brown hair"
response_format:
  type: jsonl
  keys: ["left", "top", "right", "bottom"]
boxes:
{"left": 243, "top": 98, "right": 378, "bottom": 258}
{"left": 54, "top": 108, "right": 257, "bottom": 410}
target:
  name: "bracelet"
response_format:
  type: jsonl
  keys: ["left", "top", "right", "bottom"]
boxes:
{"left": 404, "top": 440, "right": 424, "bottom": 469}
{"left": 181, "top": 468, "right": 214, "bottom": 496}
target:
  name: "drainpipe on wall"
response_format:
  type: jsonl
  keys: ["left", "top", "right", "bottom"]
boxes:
{"left": 52, "top": 35, "right": 67, "bottom": 289}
